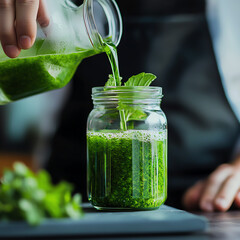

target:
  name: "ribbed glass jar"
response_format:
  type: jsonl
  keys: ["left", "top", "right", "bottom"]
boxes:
{"left": 87, "top": 86, "right": 167, "bottom": 210}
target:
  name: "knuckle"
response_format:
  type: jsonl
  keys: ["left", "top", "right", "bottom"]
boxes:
{"left": 233, "top": 168, "right": 240, "bottom": 176}
{"left": 207, "top": 175, "right": 218, "bottom": 185}
{"left": 0, "top": 0, "right": 13, "bottom": 9}
{"left": 16, "top": 20, "right": 36, "bottom": 38}
{"left": 229, "top": 167, "right": 240, "bottom": 179}
{"left": 217, "top": 163, "right": 232, "bottom": 171}
{"left": 227, "top": 174, "right": 240, "bottom": 185}
{"left": 17, "top": 0, "right": 36, "bottom": 6}
{"left": 16, "top": 18, "right": 36, "bottom": 29}
{"left": 0, "top": 32, "right": 13, "bottom": 41}
{"left": 0, "top": 32, "right": 8, "bottom": 39}
{"left": 17, "top": 18, "right": 33, "bottom": 26}
{"left": 37, "top": 16, "right": 50, "bottom": 26}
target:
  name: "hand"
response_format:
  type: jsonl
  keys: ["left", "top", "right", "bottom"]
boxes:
{"left": 0, "top": 0, "right": 49, "bottom": 58}
{"left": 182, "top": 163, "right": 240, "bottom": 212}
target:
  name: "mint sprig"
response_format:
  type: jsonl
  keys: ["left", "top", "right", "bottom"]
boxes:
{"left": 105, "top": 72, "right": 156, "bottom": 88}
{"left": 105, "top": 74, "right": 122, "bottom": 87}
{"left": 124, "top": 73, "right": 156, "bottom": 87}
{"left": 118, "top": 103, "right": 147, "bottom": 122}
{"left": 0, "top": 163, "right": 83, "bottom": 225}
{"left": 105, "top": 72, "right": 157, "bottom": 131}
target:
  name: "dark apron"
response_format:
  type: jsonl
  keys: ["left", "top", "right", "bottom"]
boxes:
{"left": 46, "top": 1, "right": 240, "bottom": 208}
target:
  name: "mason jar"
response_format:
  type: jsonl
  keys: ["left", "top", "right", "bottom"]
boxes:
{"left": 87, "top": 86, "right": 167, "bottom": 210}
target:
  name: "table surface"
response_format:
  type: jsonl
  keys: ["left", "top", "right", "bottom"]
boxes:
{"left": 1, "top": 208, "right": 240, "bottom": 240}
{"left": 195, "top": 210, "right": 240, "bottom": 240}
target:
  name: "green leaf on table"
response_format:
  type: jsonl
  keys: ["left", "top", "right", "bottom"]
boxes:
{"left": 19, "top": 199, "right": 44, "bottom": 226}
{"left": 124, "top": 72, "right": 157, "bottom": 87}
{"left": 0, "top": 162, "right": 83, "bottom": 226}
{"left": 14, "top": 162, "right": 29, "bottom": 177}
{"left": 65, "top": 194, "right": 83, "bottom": 219}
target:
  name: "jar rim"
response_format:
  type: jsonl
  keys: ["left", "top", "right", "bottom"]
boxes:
{"left": 92, "top": 86, "right": 162, "bottom": 95}
{"left": 92, "top": 86, "right": 163, "bottom": 105}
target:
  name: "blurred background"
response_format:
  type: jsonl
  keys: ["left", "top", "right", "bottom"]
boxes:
{"left": 0, "top": 86, "right": 70, "bottom": 176}
{"left": 0, "top": 0, "right": 239, "bottom": 209}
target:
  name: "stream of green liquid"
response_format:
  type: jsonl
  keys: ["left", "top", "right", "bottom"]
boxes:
{"left": 104, "top": 41, "right": 121, "bottom": 86}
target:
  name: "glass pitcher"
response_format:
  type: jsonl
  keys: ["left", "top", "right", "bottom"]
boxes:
{"left": 0, "top": 0, "right": 122, "bottom": 104}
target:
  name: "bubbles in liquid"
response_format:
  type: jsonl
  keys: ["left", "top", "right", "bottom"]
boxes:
{"left": 87, "top": 130, "right": 167, "bottom": 142}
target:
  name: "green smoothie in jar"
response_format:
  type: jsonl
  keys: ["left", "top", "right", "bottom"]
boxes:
{"left": 87, "top": 130, "right": 167, "bottom": 210}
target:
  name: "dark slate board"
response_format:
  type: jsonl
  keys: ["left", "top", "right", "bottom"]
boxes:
{"left": 0, "top": 203, "right": 208, "bottom": 238}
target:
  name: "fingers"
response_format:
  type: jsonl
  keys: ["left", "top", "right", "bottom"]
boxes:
{"left": 199, "top": 164, "right": 233, "bottom": 212}
{"left": 37, "top": 0, "right": 50, "bottom": 27}
{"left": 0, "top": 0, "right": 21, "bottom": 58}
{"left": 234, "top": 190, "right": 240, "bottom": 207}
{"left": 0, "top": 0, "right": 49, "bottom": 58}
{"left": 214, "top": 173, "right": 240, "bottom": 211}
{"left": 15, "top": 0, "right": 40, "bottom": 49}
{"left": 182, "top": 181, "right": 205, "bottom": 210}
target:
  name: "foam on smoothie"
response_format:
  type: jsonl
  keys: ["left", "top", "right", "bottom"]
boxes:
{"left": 87, "top": 130, "right": 167, "bottom": 142}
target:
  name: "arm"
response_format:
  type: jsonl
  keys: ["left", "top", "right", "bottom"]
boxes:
{"left": 0, "top": 0, "right": 49, "bottom": 58}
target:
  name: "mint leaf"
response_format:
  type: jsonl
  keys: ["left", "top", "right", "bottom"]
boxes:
{"left": 124, "top": 73, "right": 157, "bottom": 87}
{"left": 0, "top": 163, "right": 83, "bottom": 225}
{"left": 65, "top": 194, "right": 83, "bottom": 219}
{"left": 19, "top": 199, "right": 44, "bottom": 226}
{"left": 118, "top": 103, "right": 147, "bottom": 123}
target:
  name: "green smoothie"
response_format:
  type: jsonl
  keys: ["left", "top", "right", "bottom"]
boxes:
{"left": 87, "top": 130, "right": 167, "bottom": 210}
{"left": 0, "top": 37, "right": 118, "bottom": 104}
{"left": 0, "top": 48, "right": 97, "bottom": 103}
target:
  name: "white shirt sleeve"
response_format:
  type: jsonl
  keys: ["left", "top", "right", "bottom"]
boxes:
{"left": 206, "top": 0, "right": 240, "bottom": 122}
